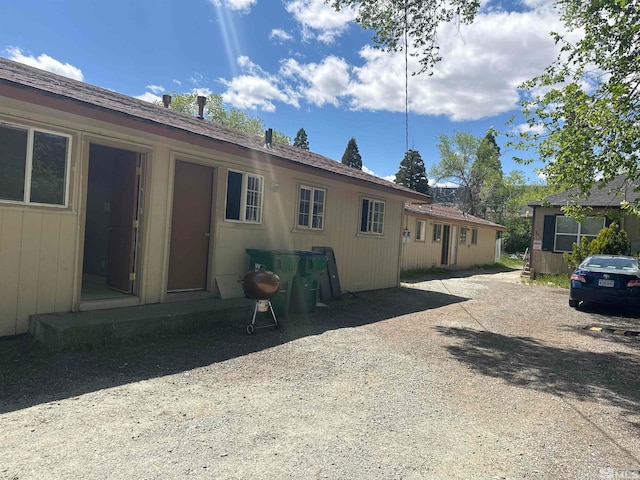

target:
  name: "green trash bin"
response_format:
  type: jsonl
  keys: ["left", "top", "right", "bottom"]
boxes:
{"left": 245, "top": 249, "right": 299, "bottom": 316}
{"left": 290, "top": 251, "right": 328, "bottom": 313}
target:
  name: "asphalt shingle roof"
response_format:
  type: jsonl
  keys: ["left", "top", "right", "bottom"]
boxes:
{"left": 529, "top": 174, "right": 640, "bottom": 208}
{"left": 0, "top": 57, "right": 430, "bottom": 202}
{"left": 405, "top": 203, "right": 508, "bottom": 230}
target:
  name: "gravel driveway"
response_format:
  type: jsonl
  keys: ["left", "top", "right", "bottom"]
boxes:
{"left": 1, "top": 269, "right": 639, "bottom": 479}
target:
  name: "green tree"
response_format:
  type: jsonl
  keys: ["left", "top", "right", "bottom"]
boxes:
{"left": 293, "top": 128, "right": 310, "bottom": 150}
{"left": 512, "top": 0, "right": 640, "bottom": 216}
{"left": 161, "top": 93, "right": 290, "bottom": 144}
{"left": 395, "top": 149, "right": 429, "bottom": 194}
{"left": 330, "top": 0, "right": 480, "bottom": 74}
{"left": 473, "top": 132, "right": 503, "bottom": 220}
{"left": 341, "top": 137, "right": 363, "bottom": 169}
{"left": 431, "top": 131, "right": 502, "bottom": 217}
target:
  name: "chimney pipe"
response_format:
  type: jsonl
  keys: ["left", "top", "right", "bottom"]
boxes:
{"left": 196, "top": 95, "right": 207, "bottom": 119}
{"left": 162, "top": 94, "right": 172, "bottom": 108}
{"left": 264, "top": 128, "right": 273, "bottom": 148}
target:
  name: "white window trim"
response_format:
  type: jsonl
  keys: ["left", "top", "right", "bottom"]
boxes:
{"left": 297, "top": 184, "right": 326, "bottom": 231}
{"left": 415, "top": 219, "right": 426, "bottom": 242}
{"left": 360, "top": 196, "right": 385, "bottom": 235}
{"left": 459, "top": 227, "right": 468, "bottom": 244}
{"left": 224, "top": 168, "right": 264, "bottom": 224}
{"left": 0, "top": 121, "right": 72, "bottom": 208}
{"left": 433, "top": 223, "right": 442, "bottom": 242}
{"left": 554, "top": 216, "right": 605, "bottom": 252}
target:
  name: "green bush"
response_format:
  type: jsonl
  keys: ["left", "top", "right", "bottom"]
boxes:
{"left": 563, "top": 223, "right": 630, "bottom": 269}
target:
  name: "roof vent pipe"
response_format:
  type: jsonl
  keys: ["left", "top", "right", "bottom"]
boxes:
{"left": 264, "top": 128, "right": 273, "bottom": 149}
{"left": 162, "top": 94, "right": 172, "bottom": 108}
{"left": 196, "top": 95, "right": 207, "bottom": 119}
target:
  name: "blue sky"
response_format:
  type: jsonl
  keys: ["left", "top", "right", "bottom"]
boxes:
{"left": 0, "top": 0, "right": 570, "bottom": 185}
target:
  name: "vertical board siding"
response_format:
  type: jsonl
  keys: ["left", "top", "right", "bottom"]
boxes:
{"left": 0, "top": 210, "right": 23, "bottom": 336}
{"left": 37, "top": 214, "right": 62, "bottom": 314}
{"left": 16, "top": 212, "right": 43, "bottom": 333}
{"left": 402, "top": 214, "right": 501, "bottom": 270}
{"left": 0, "top": 209, "right": 77, "bottom": 335}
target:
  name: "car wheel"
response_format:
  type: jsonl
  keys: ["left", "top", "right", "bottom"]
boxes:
{"left": 569, "top": 299, "right": 579, "bottom": 308}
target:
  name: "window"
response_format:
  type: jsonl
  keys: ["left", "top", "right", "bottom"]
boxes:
{"left": 433, "top": 223, "right": 442, "bottom": 242}
{"left": 459, "top": 227, "right": 468, "bottom": 244}
{"left": 0, "top": 123, "right": 71, "bottom": 206}
{"left": 416, "top": 220, "right": 426, "bottom": 241}
{"left": 554, "top": 216, "right": 604, "bottom": 252}
{"left": 360, "top": 197, "right": 385, "bottom": 234}
{"left": 225, "top": 169, "right": 263, "bottom": 223}
{"left": 298, "top": 185, "right": 325, "bottom": 230}
{"left": 471, "top": 228, "right": 478, "bottom": 245}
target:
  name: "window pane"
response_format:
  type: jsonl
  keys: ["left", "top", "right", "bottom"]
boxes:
{"left": 433, "top": 224, "right": 442, "bottom": 242}
{"left": 30, "top": 131, "right": 68, "bottom": 205}
{"left": 556, "top": 216, "right": 578, "bottom": 234}
{"left": 245, "top": 175, "right": 262, "bottom": 222}
{"left": 581, "top": 217, "right": 604, "bottom": 236}
{"left": 472, "top": 229, "right": 478, "bottom": 244}
{"left": 555, "top": 234, "right": 577, "bottom": 252}
{"left": 416, "top": 220, "right": 423, "bottom": 240}
{"left": 0, "top": 124, "right": 28, "bottom": 201}
{"left": 312, "top": 189, "right": 324, "bottom": 229}
{"left": 225, "top": 171, "right": 242, "bottom": 220}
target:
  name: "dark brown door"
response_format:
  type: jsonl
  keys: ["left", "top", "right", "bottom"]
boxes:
{"left": 441, "top": 225, "right": 451, "bottom": 266}
{"left": 107, "top": 151, "right": 140, "bottom": 293}
{"left": 167, "top": 160, "right": 213, "bottom": 292}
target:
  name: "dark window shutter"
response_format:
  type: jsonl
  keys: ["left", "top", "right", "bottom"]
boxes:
{"left": 225, "top": 171, "right": 242, "bottom": 220}
{"left": 541, "top": 215, "right": 556, "bottom": 251}
{"left": 360, "top": 199, "right": 369, "bottom": 232}
{"left": 605, "top": 216, "right": 612, "bottom": 227}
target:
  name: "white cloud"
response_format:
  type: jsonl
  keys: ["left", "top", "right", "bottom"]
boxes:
{"left": 270, "top": 29, "right": 293, "bottom": 42}
{"left": 217, "top": 2, "right": 578, "bottom": 124}
{"left": 285, "top": 0, "right": 357, "bottom": 44}
{"left": 6, "top": 47, "right": 84, "bottom": 81}
{"left": 173, "top": 79, "right": 182, "bottom": 86}
{"left": 280, "top": 56, "right": 351, "bottom": 107}
{"left": 135, "top": 92, "right": 162, "bottom": 103}
{"left": 208, "top": 0, "right": 256, "bottom": 13}
{"left": 146, "top": 84, "right": 164, "bottom": 94}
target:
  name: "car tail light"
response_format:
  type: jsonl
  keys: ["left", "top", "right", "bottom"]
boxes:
{"left": 627, "top": 279, "right": 640, "bottom": 288}
{"left": 571, "top": 273, "right": 587, "bottom": 283}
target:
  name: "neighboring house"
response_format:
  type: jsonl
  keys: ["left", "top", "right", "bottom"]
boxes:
{"left": 401, "top": 203, "right": 507, "bottom": 271}
{"left": 528, "top": 174, "right": 640, "bottom": 275}
{"left": 0, "top": 58, "right": 430, "bottom": 337}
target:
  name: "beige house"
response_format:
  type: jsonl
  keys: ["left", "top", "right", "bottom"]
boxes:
{"left": 0, "top": 58, "right": 430, "bottom": 337}
{"left": 529, "top": 175, "right": 640, "bottom": 275}
{"left": 401, "top": 203, "right": 507, "bottom": 271}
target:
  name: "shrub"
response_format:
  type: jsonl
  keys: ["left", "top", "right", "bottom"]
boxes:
{"left": 563, "top": 223, "right": 631, "bottom": 270}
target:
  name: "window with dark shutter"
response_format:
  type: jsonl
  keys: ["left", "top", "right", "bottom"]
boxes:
{"left": 541, "top": 215, "right": 556, "bottom": 251}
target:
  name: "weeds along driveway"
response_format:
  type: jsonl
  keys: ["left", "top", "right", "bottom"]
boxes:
{"left": 1, "top": 269, "right": 639, "bottom": 479}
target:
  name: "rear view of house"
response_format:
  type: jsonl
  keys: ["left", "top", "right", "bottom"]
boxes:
{"left": 0, "top": 58, "right": 430, "bottom": 337}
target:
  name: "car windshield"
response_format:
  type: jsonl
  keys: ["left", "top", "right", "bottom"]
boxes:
{"left": 583, "top": 257, "right": 639, "bottom": 272}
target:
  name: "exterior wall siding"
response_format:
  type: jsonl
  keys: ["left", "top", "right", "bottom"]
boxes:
{"left": 0, "top": 97, "right": 409, "bottom": 336}
{"left": 530, "top": 206, "right": 640, "bottom": 275}
{"left": 401, "top": 214, "right": 499, "bottom": 270}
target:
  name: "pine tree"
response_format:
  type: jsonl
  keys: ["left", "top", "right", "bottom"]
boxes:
{"left": 293, "top": 128, "right": 309, "bottom": 150}
{"left": 395, "top": 150, "right": 429, "bottom": 194}
{"left": 341, "top": 137, "right": 362, "bottom": 170}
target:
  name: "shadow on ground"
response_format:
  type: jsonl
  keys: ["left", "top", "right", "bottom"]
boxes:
{"left": 0, "top": 287, "right": 467, "bottom": 413}
{"left": 437, "top": 326, "right": 640, "bottom": 428}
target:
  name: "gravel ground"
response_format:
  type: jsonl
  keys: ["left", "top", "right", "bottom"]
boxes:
{"left": 1, "top": 269, "right": 639, "bottom": 480}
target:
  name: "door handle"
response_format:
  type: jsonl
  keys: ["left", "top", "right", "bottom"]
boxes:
{"left": 204, "top": 233, "right": 211, "bottom": 237}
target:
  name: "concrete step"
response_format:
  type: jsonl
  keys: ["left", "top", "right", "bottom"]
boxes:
{"left": 30, "top": 297, "right": 254, "bottom": 351}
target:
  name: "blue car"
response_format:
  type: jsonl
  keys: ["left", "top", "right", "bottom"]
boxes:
{"left": 569, "top": 254, "right": 640, "bottom": 308}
